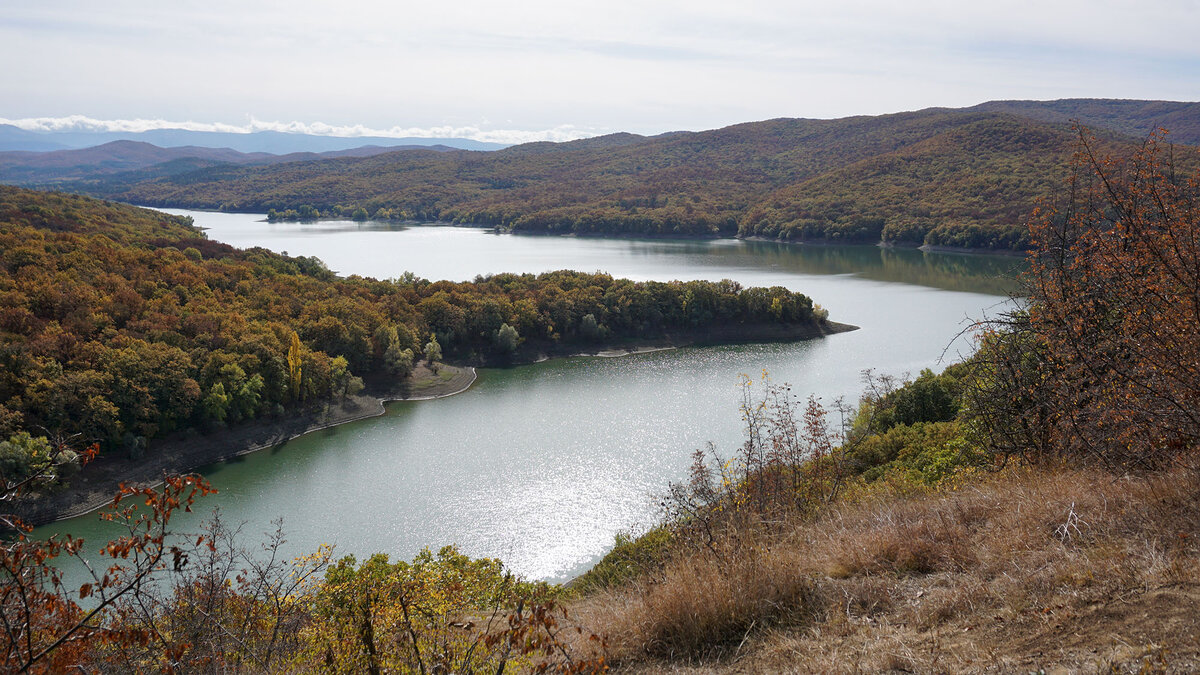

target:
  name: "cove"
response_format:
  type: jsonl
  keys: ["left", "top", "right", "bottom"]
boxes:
{"left": 35, "top": 212, "right": 1023, "bottom": 584}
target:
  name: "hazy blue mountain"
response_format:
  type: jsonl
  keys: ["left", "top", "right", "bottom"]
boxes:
{"left": 0, "top": 140, "right": 453, "bottom": 186}
{"left": 0, "top": 124, "right": 71, "bottom": 151}
{"left": 0, "top": 127, "right": 507, "bottom": 153}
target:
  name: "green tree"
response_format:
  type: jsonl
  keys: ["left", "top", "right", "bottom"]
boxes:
{"left": 493, "top": 322, "right": 520, "bottom": 353}
{"left": 234, "top": 374, "right": 265, "bottom": 420}
{"left": 0, "top": 432, "right": 55, "bottom": 484}
{"left": 387, "top": 346, "right": 414, "bottom": 378}
{"left": 330, "top": 356, "right": 352, "bottom": 399}
{"left": 578, "top": 313, "right": 604, "bottom": 342}
{"left": 380, "top": 326, "right": 415, "bottom": 377}
{"left": 423, "top": 334, "right": 442, "bottom": 367}
{"left": 201, "top": 383, "right": 230, "bottom": 426}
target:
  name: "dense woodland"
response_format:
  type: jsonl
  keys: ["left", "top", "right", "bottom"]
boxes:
{"left": 61, "top": 102, "right": 1200, "bottom": 251}
{"left": 0, "top": 186, "right": 824, "bottom": 463}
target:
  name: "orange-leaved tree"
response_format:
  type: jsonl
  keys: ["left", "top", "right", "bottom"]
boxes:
{"left": 1021, "top": 127, "right": 1200, "bottom": 468}
{"left": 1, "top": 465, "right": 214, "bottom": 673}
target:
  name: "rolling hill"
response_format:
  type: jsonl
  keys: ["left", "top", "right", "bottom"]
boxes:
{"left": 966, "top": 98, "right": 1200, "bottom": 145}
{"left": 0, "top": 126, "right": 507, "bottom": 153}
{"left": 21, "top": 99, "right": 1200, "bottom": 251}
{"left": 0, "top": 140, "right": 459, "bottom": 185}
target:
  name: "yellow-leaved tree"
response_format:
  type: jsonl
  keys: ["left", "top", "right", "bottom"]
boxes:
{"left": 287, "top": 331, "right": 304, "bottom": 401}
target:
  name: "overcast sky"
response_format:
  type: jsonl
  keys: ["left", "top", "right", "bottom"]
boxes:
{"left": 2, "top": 0, "right": 1198, "bottom": 142}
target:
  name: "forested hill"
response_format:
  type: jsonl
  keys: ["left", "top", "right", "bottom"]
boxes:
{"left": 966, "top": 99, "right": 1200, "bottom": 145}
{"left": 0, "top": 187, "right": 830, "bottom": 457}
{"left": 65, "top": 102, "right": 1200, "bottom": 251}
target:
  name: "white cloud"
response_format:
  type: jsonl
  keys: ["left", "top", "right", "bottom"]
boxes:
{"left": 0, "top": 115, "right": 599, "bottom": 145}
{"left": 0, "top": 1, "right": 1197, "bottom": 134}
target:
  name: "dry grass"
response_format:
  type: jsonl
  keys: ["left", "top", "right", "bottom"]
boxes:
{"left": 581, "top": 536, "right": 818, "bottom": 662}
{"left": 570, "top": 466, "right": 1200, "bottom": 673}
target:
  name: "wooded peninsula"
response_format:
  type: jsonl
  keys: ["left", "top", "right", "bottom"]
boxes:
{"left": 0, "top": 185, "right": 839, "bottom": 510}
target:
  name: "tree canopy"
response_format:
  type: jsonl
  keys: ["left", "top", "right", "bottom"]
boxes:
{"left": 0, "top": 187, "right": 827, "bottom": 458}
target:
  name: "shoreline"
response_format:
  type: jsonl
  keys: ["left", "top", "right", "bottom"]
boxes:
{"left": 20, "top": 322, "right": 854, "bottom": 528}
{"left": 514, "top": 320, "right": 857, "bottom": 365}
{"left": 18, "top": 364, "right": 477, "bottom": 527}
{"left": 144, "top": 205, "right": 1029, "bottom": 257}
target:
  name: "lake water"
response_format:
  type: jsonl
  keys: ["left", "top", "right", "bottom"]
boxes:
{"left": 36, "top": 213, "right": 1023, "bottom": 583}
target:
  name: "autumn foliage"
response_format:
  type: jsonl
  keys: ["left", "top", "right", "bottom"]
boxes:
{"left": 73, "top": 111, "right": 1181, "bottom": 251}
{"left": 1, "top": 470, "right": 213, "bottom": 672}
{"left": 0, "top": 187, "right": 823, "bottom": 458}
{"left": 1017, "top": 129, "right": 1200, "bottom": 468}
{"left": 2, "top": 472, "right": 607, "bottom": 673}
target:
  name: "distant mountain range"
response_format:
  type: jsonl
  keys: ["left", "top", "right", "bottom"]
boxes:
{"left": 4, "top": 99, "right": 1198, "bottom": 251}
{"left": 0, "top": 140, "right": 462, "bottom": 185}
{"left": 0, "top": 125, "right": 507, "bottom": 153}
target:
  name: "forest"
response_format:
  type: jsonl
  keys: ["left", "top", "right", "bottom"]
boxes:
{"left": 0, "top": 186, "right": 826, "bottom": 466}
{"left": 61, "top": 104, "right": 1200, "bottom": 251}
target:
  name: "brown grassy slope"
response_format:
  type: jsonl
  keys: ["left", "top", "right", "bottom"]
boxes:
{"left": 573, "top": 467, "right": 1200, "bottom": 673}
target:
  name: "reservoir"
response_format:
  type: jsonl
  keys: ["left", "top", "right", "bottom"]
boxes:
{"left": 36, "top": 212, "right": 1023, "bottom": 582}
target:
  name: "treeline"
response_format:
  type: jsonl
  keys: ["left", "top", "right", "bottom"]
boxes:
{"left": 0, "top": 187, "right": 825, "bottom": 464}
{"left": 266, "top": 205, "right": 373, "bottom": 222}
{"left": 68, "top": 107, "right": 1198, "bottom": 251}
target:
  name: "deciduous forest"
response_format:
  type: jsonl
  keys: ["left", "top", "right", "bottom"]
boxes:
{"left": 0, "top": 186, "right": 825, "bottom": 461}
{"left": 64, "top": 105, "right": 1200, "bottom": 252}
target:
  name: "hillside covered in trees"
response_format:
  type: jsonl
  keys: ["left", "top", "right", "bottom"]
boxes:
{"left": 967, "top": 98, "right": 1200, "bottom": 144}
{"left": 0, "top": 187, "right": 831, "bottom": 464}
{"left": 57, "top": 100, "right": 1200, "bottom": 251}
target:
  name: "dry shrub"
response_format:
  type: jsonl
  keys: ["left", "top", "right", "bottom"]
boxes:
{"left": 819, "top": 499, "right": 978, "bottom": 577}
{"left": 1016, "top": 130, "right": 1200, "bottom": 469}
{"left": 583, "top": 543, "right": 817, "bottom": 662}
{"left": 811, "top": 464, "right": 1200, "bottom": 616}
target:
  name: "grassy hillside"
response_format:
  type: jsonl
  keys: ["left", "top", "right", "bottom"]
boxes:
{"left": 63, "top": 103, "right": 1200, "bottom": 250}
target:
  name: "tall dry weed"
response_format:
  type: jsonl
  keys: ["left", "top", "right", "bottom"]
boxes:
{"left": 580, "top": 542, "right": 817, "bottom": 662}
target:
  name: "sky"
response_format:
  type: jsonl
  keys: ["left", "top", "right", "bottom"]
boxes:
{"left": 2, "top": 0, "right": 1198, "bottom": 143}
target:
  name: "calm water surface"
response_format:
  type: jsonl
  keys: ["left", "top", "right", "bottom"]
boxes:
{"left": 37, "top": 213, "right": 1023, "bottom": 583}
